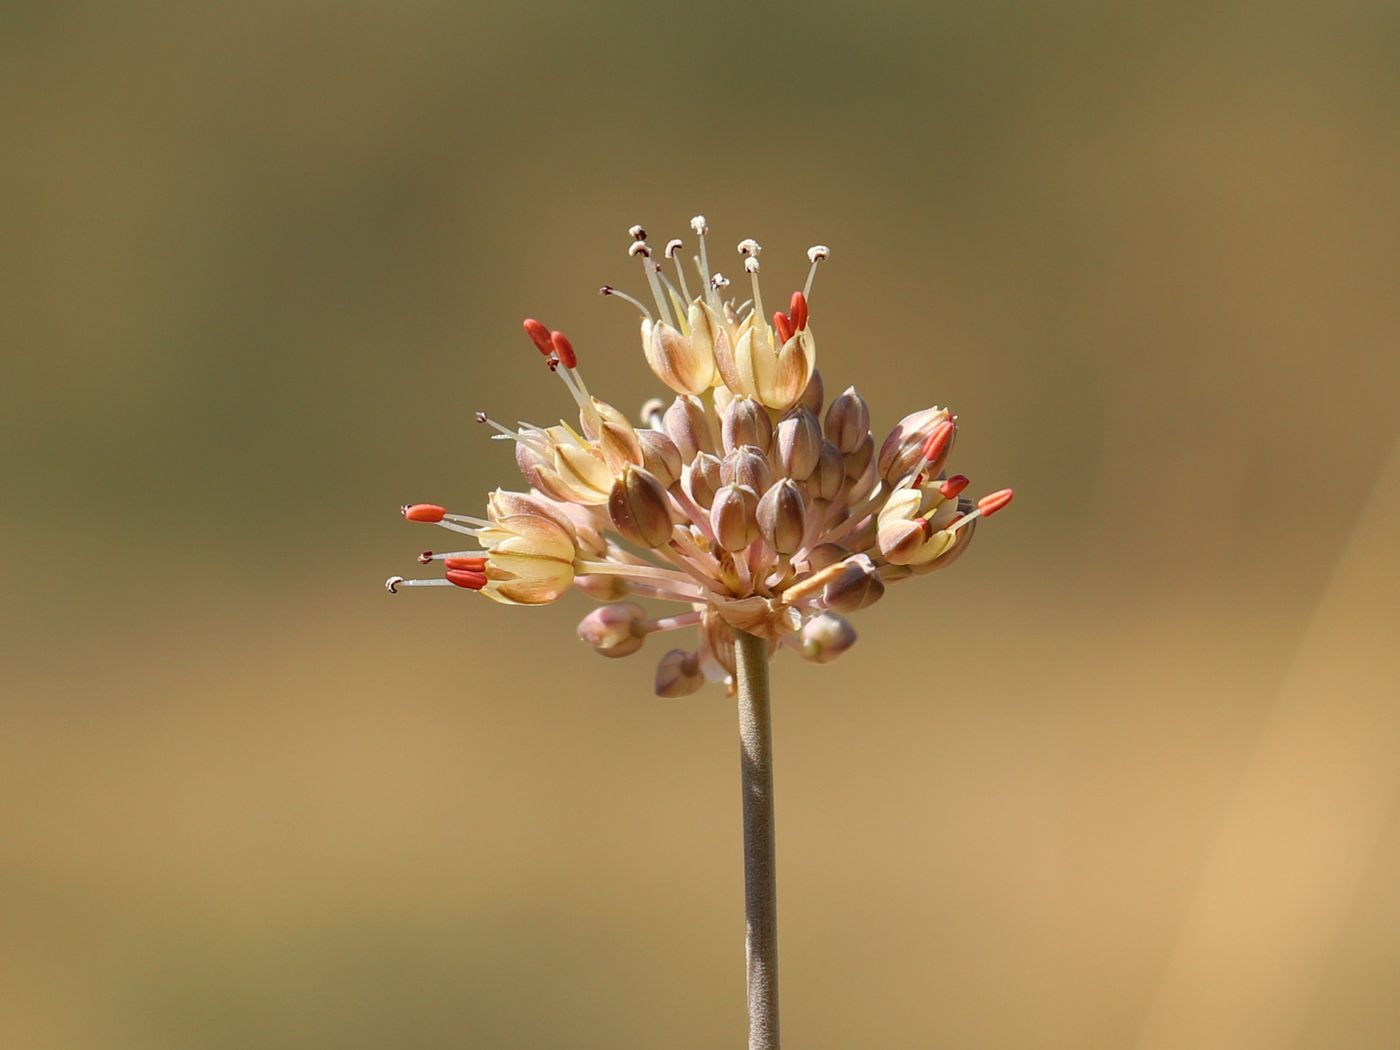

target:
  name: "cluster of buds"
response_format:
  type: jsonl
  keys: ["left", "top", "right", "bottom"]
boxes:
{"left": 386, "top": 219, "right": 1013, "bottom": 696}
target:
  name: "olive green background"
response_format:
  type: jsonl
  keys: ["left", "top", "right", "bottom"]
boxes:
{"left": 5, "top": 3, "right": 1399, "bottom": 1048}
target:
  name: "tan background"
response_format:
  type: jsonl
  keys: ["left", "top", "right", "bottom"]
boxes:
{"left": 4, "top": 3, "right": 1399, "bottom": 1048}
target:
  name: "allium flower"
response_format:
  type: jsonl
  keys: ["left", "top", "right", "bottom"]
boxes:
{"left": 386, "top": 218, "right": 1013, "bottom": 696}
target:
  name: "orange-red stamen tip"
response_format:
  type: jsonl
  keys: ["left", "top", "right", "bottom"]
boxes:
{"left": 522, "top": 318, "right": 553, "bottom": 355}
{"left": 939, "top": 474, "right": 970, "bottom": 499}
{"left": 977, "top": 488, "right": 1014, "bottom": 517}
{"left": 550, "top": 330, "right": 577, "bottom": 369}
{"left": 921, "top": 420, "right": 955, "bottom": 462}
{"left": 772, "top": 310, "right": 794, "bottom": 344}
{"left": 789, "top": 290, "right": 808, "bottom": 331}
{"left": 402, "top": 503, "right": 447, "bottom": 523}
{"left": 443, "top": 556, "right": 487, "bottom": 571}
{"left": 445, "top": 569, "right": 488, "bottom": 590}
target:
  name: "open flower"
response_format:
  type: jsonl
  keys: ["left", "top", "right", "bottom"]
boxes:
{"left": 386, "top": 218, "right": 1013, "bottom": 694}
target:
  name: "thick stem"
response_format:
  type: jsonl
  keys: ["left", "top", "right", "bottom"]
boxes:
{"left": 735, "top": 629, "right": 779, "bottom": 1050}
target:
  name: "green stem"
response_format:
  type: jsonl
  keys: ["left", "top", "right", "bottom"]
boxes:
{"left": 735, "top": 630, "right": 779, "bottom": 1050}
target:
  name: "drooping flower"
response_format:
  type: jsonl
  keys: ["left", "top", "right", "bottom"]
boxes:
{"left": 386, "top": 219, "right": 1013, "bottom": 695}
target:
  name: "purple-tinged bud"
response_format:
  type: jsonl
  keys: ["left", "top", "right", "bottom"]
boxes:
{"left": 843, "top": 433, "right": 874, "bottom": 480}
{"left": 575, "top": 573, "right": 631, "bottom": 601}
{"left": 655, "top": 649, "right": 705, "bottom": 697}
{"left": 711, "top": 484, "right": 760, "bottom": 552}
{"left": 757, "top": 479, "right": 807, "bottom": 555}
{"left": 577, "top": 602, "right": 647, "bottom": 658}
{"left": 821, "top": 554, "right": 885, "bottom": 613}
{"left": 663, "top": 394, "right": 718, "bottom": 462}
{"left": 721, "top": 396, "right": 774, "bottom": 455}
{"left": 775, "top": 407, "right": 822, "bottom": 481}
{"left": 800, "top": 613, "right": 857, "bottom": 664}
{"left": 798, "top": 368, "right": 825, "bottom": 416}
{"left": 608, "top": 466, "right": 675, "bottom": 548}
{"left": 824, "top": 386, "right": 870, "bottom": 454}
{"left": 685, "top": 451, "right": 722, "bottom": 510}
{"left": 810, "top": 440, "right": 845, "bottom": 501}
{"left": 637, "top": 428, "right": 683, "bottom": 489}
{"left": 721, "top": 445, "right": 772, "bottom": 494}
{"left": 806, "top": 542, "right": 851, "bottom": 571}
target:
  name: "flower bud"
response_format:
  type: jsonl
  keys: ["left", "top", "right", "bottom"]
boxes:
{"left": 575, "top": 573, "right": 630, "bottom": 601}
{"left": 710, "top": 483, "right": 760, "bottom": 551}
{"left": 877, "top": 407, "right": 954, "bottom": 484}
{"left": 844, "top": 433, "right": 875, "bottom": 480}
{"left": 757, "top": 478, "right": 807, "bottom": 555}
{"left": 721, "top": 445, "right": 772, "bottom": 494}
{"left": 821, "top": 554, "right": 885, "bottom": 613}
{"left": 663, "top": 394, "right": 718, "bottom": 462}
{"left": 637, "top": 428, "right": 683, "bottom": 489}
{"left": 685, "top": 451, "right": 722, "bottom": 510}
{"left": 824, "top": 386, "right": 870, "bottom": 454}
{"left": 775, "top": 407, "right": 822, "bottom": 481}
{"left": 641, "top": 302, "right": 719, "bottom": 396}
{"left": 577, "top": 602, "right": 647, "bottom": 658}
{"left": 806, "top": 542, "right": 851, "bottom": 571}
{"left": 800, "top": 613, "right": 857, "bottom": 664}
{"left": 797, "top": 368, "right": 825, "bottom": 416}
{"left": 721, "top": 396, "right": 774, "bottom": 455}
{"left": 608, "top": 466, "right": 675, "bottom": 548}
{"left": 810, "top": 440, "right": 845, "bottom": 501}
{"left": 655, "top": 649, "right": 705, "bottom": 698}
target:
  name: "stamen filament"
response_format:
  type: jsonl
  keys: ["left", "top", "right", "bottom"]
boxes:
{"left": 600, "top": 285, "right": 652, "bottom": 320}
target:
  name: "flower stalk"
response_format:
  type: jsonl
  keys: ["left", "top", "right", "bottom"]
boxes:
{"left": 736, "top": 629, "right": 779, "bottom": 1050}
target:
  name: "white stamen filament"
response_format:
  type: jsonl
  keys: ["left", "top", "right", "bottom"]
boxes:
{"left": 644, "top": 611, "right": 702, "bottom": 633}
{"left": 601, "top": 285, "right": 652, "bottom": 320}
{"left": 477, "top": 413, "right": 551, "bottom": 455}
{"left": 804, "top": 245, "right": 829, "bottom": 300}
{"left": 638, "top": 252, "right": 675, "bottom": 327}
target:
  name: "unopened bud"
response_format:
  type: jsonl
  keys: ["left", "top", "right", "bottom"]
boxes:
{"left": 877, "top": 407, "right": 954, "bottom": 483}
{"left": 757, "top": 479, "right": 807, "bottom": 555}
{"left": 685, "top": 451, "right": 723, "bottom": 509}
{"left": 662, "top": 394, "right": 717, "bottom": 461}
{"left": 577, "top": 602, "right": 647, "bottom": 658}
{"left": 822, "top": 555, "right": 885, "bottom": 613}
{"left": 655, "top": 649, "right": 705, "bottom": 698}
{"left": 608, "top": 466, "right": 674, "bottom": 548}
{"left": 711, "top": 484, "right": 760, "bottom": 551}
{"left": 806, "top": 543, "right": 851, "bottom": 571}
{"left": 801, "top": 613, "right": 857, "bottom": 664}
{"left": 721, "top": 396, "right": 774, "bottom": 455}
{"left": 575, "top": 574, "right": 631, "bottom": 601}
{"left": 797, "top": 368, "right": 825, "bottom": 415}
{"left": 775, "top": 407, "right": 822, "bottom": 481}
{"left": 637, "top": 428, "right": 683, "bottom": 488}
{"left": 844, "top": 433, "right": 875, "bottom": 480}
{"left": 810, "top": 440, "right": 845, "bottom": 501}
{"left": 721, "top": 445, "right": 772, "bottom": 494}
{"left": 824, "top": 386, "right": 871, "bottom": 454}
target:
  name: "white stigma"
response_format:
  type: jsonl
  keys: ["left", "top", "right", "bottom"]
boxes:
{"left": 664, "top": 238, "right": 684, "bottom": 259}
{"left": 710, "top": 273, "right": 730, "bottom": 290}
{"left": 627, "top": 241, "right": 650, "bottom": 258}
{"left": 628, "top": 224, "right": 646, "bottom": 240}
{"left": 690, "top": 215, "right": 707, "bottom": 235}
{"left": 737, "top": 238, "right": 762, "bottom": 257}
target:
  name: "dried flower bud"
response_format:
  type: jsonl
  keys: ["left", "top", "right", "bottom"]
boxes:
{"left": 721, "top": 445, "right": 772, "bottom": 494}
{"left": 637, "top": 428, "right": 683, "bottom": 489}
{"left": 821, "top": 554, "right": 885, "bottom": 613}
{"left": 806, "top": 542, "right": 851, "bottom": 571}
{"left": 775, "top": 407, "right": 822, "bottom": 481}
{"left": 810, "top": 440, "right": 845, "bottom": 501}
{"left": 798, "top": 368, "right": 825, "bottom": 416}
{"left": 577, "top": 602, "right": 647, "bottom": 658}
{"left": 655, "top": 649, "right": 705, "bottom": 698}
{"left": 711, "top": 483, "right": 760, "bottom": 551}
{"left": 878, "top": 407, "right": 954, "bottom": 484}
{"left": 663, "top": 394, "right": 717, "bottom": 461}
{"left": 800, "top": 612, "right": 857, "bottom": 664}
{"left": 824, "top": 386, "right": 870, "bottom": 455}
{"left": 721, "top": 396, "right": 774, "bottom": 455}
{"left": 757, "top": 479, "right": 807, "bottom": 555}
{"left": 608, "top": 466, "right": 675, "bottom": 548}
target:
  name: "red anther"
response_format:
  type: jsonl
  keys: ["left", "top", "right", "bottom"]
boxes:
{"left": 443, "top": 556, "right": 487, "bottom": 571}
{"left": 772, "top": 310, "right": 794, "bottom": 345}
{"left": 789, "top": 291, "right": 808, "bottom": 331}
{"left": 939, "top": 474, "right": 970, "bottom": 499}
{"left": 402, "top": 503, "right": 447, "bottom": 523}
{"left": 418, "top": 550, "right": 434, "bottom": 564}
{"left": 550, "top": 330, "right": 577, "bottom": 369}
{"left": 445, "top": 569, "right": 488, "bottom": 590}
{"left": 977, "top": 488, "right": 1015, "bottom": 517}
{"left": 522, "top": 318, "right": 554, "bottom": 355}
{"left": 920, "top": 419, "right": 955, "bottom": 462}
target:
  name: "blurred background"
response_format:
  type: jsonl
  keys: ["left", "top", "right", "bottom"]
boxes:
{"left": 4, "top": 2, "right": 1399, "bottom": 1047}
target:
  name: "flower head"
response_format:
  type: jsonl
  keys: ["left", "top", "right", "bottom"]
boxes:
{"left": 387, "top": 219, "right": 1013, "bottom": 694}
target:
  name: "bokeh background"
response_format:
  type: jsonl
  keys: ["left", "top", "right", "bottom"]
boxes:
{"left": 5, "top": 3, "right": 1399, "bottom": 1048}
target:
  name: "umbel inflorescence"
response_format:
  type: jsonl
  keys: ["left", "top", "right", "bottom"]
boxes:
{"left": 386, "top": 218, "right": 1012, "bottom": 696}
